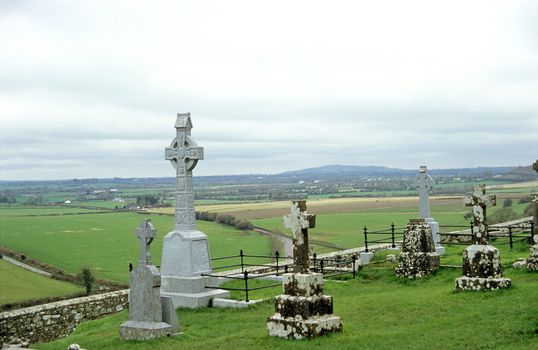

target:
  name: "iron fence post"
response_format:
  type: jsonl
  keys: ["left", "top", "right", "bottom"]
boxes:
{"left": 352, "top": 254, "right": 357, "bottom": 279}
{"left": 284, "top": 264, "right": 289, "bottom": 273}
{"left": 240, "top": 249, "right": 244, "bottom": 274}
{"left": 275, "top": 250, "right": 280, "bottom": 276}
{"left": 508, "top": 226, "right": 513, "bottom": 249}
{"left": 531, "top": 222, "right": 535, "bottom": 245}
{"left": 363, "top": 226, "right": 369, "bottom": 252}
{"left": 312, "top": 253, "right": 317, "bottom": 272}
{"left": 243, "top": 270, "right": 249, "bottom": 302}
{"left": 391, "top": 222, "right": 396, "bottom": 248}
{"left": 470, "top": 221, "right": 475, "bottom": 243}
{"left": 320, "top": 259, "right": 324, "bottom": 274}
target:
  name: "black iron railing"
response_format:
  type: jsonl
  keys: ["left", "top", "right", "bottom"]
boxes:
{"left": 362, "top": 223, "right": 404, "bottom": 252}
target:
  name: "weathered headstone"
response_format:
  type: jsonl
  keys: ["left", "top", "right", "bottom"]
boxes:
{"left": 160, "top": 113, "right": 229, "bottom": 308}
{"left": 120, "top": 220, "right": 179, "bottom": 340}
{"left": 267, "top": 200, "right": 342, "bottom": 339}
{"left": 395, "top": 219, "right": 440, "bottom": 278}
{"left": 527, "top": 159, "right": 538, "bottom": 271}
{"left": 455, "top": 185, "right": 511, "bottom": 290}
{"left": 416, "top": 165, "right": 444, "bottom": 255}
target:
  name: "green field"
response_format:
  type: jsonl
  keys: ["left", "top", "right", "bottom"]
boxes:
{"left": 0, "top": 206, "right": 106, "bottom": 216}
{"left": 0, "top": 259, "right": 83, "bottom": 305}
{"left": 34, "top": 265, "right": 538, "bottom": 350}
{"left": 0, "top": 212, "right": 272, "bottom": 283}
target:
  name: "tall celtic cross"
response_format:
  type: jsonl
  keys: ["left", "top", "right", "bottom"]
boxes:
{"left": 464, "top": 184, "right": 496, "bottom": 245}
{"left": 136, "top": 219, "right": 156, "bottom": 265}
{"left": 283, "top": 200, "right": 316, "bottom": 273}
{"left": 416, "top": 165, "right": 434, "bottom": 219}
{"left": 165, "top": 113, "right": 204, "bottom": 230}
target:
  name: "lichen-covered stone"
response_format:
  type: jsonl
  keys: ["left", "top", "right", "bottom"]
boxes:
{"left": 274, "top": 295, "right": 333, "bottom": 318}
{"left": 527, "top": 245, "right": 538, "bottom": 271}
{"left": 395, "top": 252, "right": 440, "bottom": 278}
{"left": 267, "top": 313, "right": 342, "bottom": 339}
{"left": 282, "top": 273, "right": 323, "bottom": 297}
{"left": 395, "top": 219, "right": 439, "bottom": 278}
{"left": 455, "top": 244, "right": 511, "bottom": 291}
{"left": 455, "top": 276, "right": 511, "bottom": 290}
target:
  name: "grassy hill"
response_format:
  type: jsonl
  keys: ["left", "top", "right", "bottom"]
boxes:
{"left": 33, "top": 264, "right": 538, "bottom": 350}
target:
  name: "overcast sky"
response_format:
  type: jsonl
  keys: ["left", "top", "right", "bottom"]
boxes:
{"left": 1, "top": 0, "right": 537, "bottom": 180}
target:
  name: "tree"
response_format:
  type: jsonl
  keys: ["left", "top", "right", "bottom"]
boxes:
{"left": 502, "top": 199, "right": 513, "bottom": 208}
{"left": 78, "top": 267, "right": 95, "bottom": 295}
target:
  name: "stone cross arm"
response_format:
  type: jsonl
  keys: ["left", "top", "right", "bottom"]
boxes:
{"left": 533, "top": 159, "right": 538, "bottom": 173}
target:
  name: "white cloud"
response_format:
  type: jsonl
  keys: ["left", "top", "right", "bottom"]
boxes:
{"left": 1, "top": 0, "right": 537, "bottom": 180}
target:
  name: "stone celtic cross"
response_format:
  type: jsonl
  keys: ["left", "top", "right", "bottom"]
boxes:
{"left": 165, "top": 113, "right": 204, "bottom": 230}
{"left": 416, "top": 165, "right": 434, "bottom": 219}
{"left": 464, "top": 184, "right": 496, "bottom": 245}
{"left": 136, "top": 219, "right": 156, "bottom": 265}
{"left": 283, "top": 200, "right": 316, "bottom": 273}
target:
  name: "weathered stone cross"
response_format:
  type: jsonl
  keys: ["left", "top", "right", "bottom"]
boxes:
{"left": 416, "top": 165, "right": 434, "bottom": 219}
{"left": 464, "top": 184, "right": 496, "bottom": 245}
{"left": 136, "top": 219, "right": 156, "bottom": 265}
{"left": 165, "top": 113, "right": 204, "bottom": 230}
{"left": 283, "top": 200, "right": 316, "bottom": 273}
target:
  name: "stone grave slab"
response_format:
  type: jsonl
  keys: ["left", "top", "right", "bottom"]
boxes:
{"left": 395, "top": 219, "right": 440, "bottom": 278}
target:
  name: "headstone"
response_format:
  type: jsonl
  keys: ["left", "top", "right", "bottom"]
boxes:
{"left": 455, "top": 185, "right": 511, "bottom": 290}
{"left": 120, "top": 220, "right": 178, "bottom": 340}
{"left": 416, "top": 165, "right": 444, "bottom": 255}
{"left": 160, "top": 113, "right": 229, "bottom": 308}
{"left": 267, "top": 200, "right": 342, "bottom": 339}
{"left": 527, "top": 159, "right": 538, "bottom": 271}
{"left": 395, "top": 219, "right": 440, "bottom": 278}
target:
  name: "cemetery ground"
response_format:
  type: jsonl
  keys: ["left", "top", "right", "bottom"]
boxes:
{"left": 33, "top": 263, "right": 538, "bottom": 350}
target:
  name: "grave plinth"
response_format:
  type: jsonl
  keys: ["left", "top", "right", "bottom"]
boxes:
{"left": 527, "top": 159, "right": 538, "bottom": 271}
{"left": 160, "top": 113, "right": 229, "bottom": 308}
{"left": 120, "top": 220, "right": 178, "bottom": 340}
{"left": 455, "top": 185, "right": 511, "bottom": 291}
{"left": 267, "top": 201, "right": 342, "bottom": 339}
{"left": 395, "top": 219, "right": 440, "bottom": 278}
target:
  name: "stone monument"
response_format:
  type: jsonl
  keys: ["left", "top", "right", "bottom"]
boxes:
{"left": 160, "top": 113, "right": 229, "bottom": 308}
{"left": 416, "top": 165, "right": 444, "bottom": 255}
{"left": 455, "top": 185, "right": 511, "bottom": 290}
{"left": 395, "top": 219, "right": 440, "bottom": 278}
{"left": 267, "top": 200, "right": 342, "bottom": 339}
{"left": 120, "top": 220, "right": 179, "bottom": 340}
{"left": 527, "top": 159, "right": 538, "bottom": 271}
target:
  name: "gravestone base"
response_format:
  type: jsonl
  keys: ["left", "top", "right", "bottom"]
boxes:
{"left": 435, "top": 246, "right": 446, "bottom": 255}
{"left": 267, "top": 314, "right": 342, "bottom": 339}
{"left": 119, "top": 321, "right": 175, "bottom": 340}
{"left": 160, "top": 229, "right": 230, "bottom": 308}
{"left": 455, "top": 244, "right": 511, "bottom": 291}
{"left": 455, "top": 276, "right": 511, "bottom": 291}
{"left": 527, "top": 245, "right": 538, "bottom": 271}
{"left": 359, "top": 251, "right": 374, "bottom": 265}
{"left": 395, "top": 252, "right": 440, "bottom": 278}
{"left": 161, "top": 275, "right": 230, "bottom": 309}
{"left": 425, "top": 218, "right": 445, "bottom": 256}
{"left": 267, "top": 273, "right": 342, "bottom": 339}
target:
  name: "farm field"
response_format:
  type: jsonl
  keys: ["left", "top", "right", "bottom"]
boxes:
{"left": 34, "top": 264, "right": 538, "bottom": 350}
{"left": 0, "top": 206, "right": 107, "bottom": 216}
{"left": 0, "top": 212, "right": 272, "bottom": 284}
{"left": 0, "top": 259, "right": 83, "bottom": 305}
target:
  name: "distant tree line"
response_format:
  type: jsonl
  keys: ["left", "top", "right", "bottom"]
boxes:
{"left": 195, "top": 211, "right": 254, "bottom": 230}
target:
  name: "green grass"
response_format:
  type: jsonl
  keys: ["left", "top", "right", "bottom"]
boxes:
{"left": 0, "top": 212, "right": 272, "bottom": 283}
{"left": 34, "top": 265, "right": 538, "bottom": 350}
{"left": 0, "top": 259, "right": 84, "bottom": 305}
{"left": 0, "top": 206, "right": 106, "bottom": 216}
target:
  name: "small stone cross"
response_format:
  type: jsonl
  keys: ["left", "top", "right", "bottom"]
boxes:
{"left": 136, "top": 219, "right": 156, "bottom": 265}
{"left": 416, "top": 165, "right": 434, "bottom": 219}
{"left": 464, "top": 184, "right": 496, "bottom": 245}
{"left": 283, "top": 200, "right": 316, "bottom": 273}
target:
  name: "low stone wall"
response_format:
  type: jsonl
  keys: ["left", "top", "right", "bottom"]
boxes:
{"left": 0, "top": 290, "right": 128, "bottom": 347}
